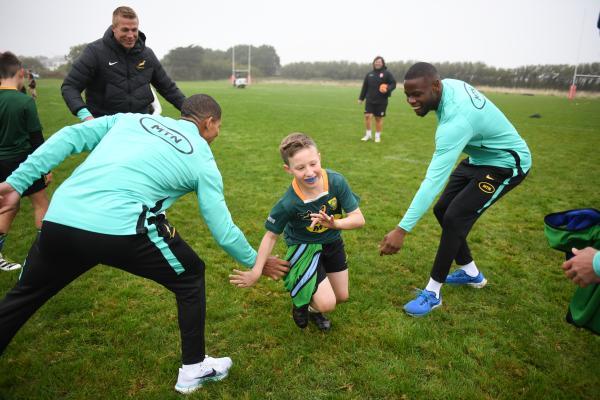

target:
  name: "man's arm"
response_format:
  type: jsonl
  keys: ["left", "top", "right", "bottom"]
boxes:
{"left": 398, "top": 120, "right": 473, "bottom": 232}
{"left": 61, "top": 45, "right": 96, "bottom": 116}
{"left": 358, "top": 74, "right": 368, "bottom": 102}
{"left": 194, "top": 162, "right": 257, "bottom": 267}
{"left": 149, "top": 50, "right": 185, "bottom": 111}
{"left": 7, "top": 116, "right": 118, "bottom": 195}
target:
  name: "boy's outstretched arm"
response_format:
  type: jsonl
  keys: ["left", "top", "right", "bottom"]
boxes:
{"left": 310, "top": 208, "right": 365, "bottom": 230}
{"left": 230, "top": 231, "right": 280, "bottom": 288}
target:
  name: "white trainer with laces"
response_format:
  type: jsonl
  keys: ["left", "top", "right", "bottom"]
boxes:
{"left": 0, "top": 253, "right": 21, "bottom": 271}
{"left": 174, "top": 355, "right": 233, "bottom": 394}
{"left": 360, "top": 133, "right": 371, "bottom": 141}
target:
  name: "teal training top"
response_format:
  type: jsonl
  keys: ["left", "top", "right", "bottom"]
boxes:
{"left": 7, "top": 113, "right": 257, "bottom": 267}
{"left": 593, "top": 251, "right": 600, "bottom": 277}
{"left": 265, "top": 169, "right": 360, "bottom": 246}
{"left": 399, "top": 79, "right": 532, "bottom": 232}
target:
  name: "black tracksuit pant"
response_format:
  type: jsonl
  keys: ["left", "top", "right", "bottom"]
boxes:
{"left": 0, "top": 220, "right": 206, "bottom": 365}
{"left": 430, "top": 159, "right": 527, "bottom": 283}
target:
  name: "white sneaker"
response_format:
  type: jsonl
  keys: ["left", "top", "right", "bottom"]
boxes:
{"left": 374, "top": 135, "right": 381, "bottom": 143}
{"left": 174, "top": 355, "right": 233, "bottom": 394}
{"left": 361, "top": 134, "right": 371, "bottom": 141}
{"left": 0, "top": 253, "right": 21, "bottom": 271}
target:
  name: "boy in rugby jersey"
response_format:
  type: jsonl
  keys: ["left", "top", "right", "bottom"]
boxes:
{"left": 230, "top": 133, "right": 365, "bottom": 331}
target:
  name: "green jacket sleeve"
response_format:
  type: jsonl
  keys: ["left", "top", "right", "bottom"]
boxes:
{"left": 195, "top": 160, "right": 257, "bottom": 267}
{"left": 7, "top": 116, "right": 118, "bottom": 195}
{"left": 398, "top": 116, "right": 473, "bottom": 232}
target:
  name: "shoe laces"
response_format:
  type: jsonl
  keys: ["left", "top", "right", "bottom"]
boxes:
{"left": 414, "top": 289, "right": 436, "bottom": 304}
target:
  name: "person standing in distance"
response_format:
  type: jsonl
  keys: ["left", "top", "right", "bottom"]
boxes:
{"left": 358, "top": 56, "right": 396, "bottom": 143}
{"left": 61, "top": 6, "right": 185, "bottom": 122}
{"left": 379, "top": 62, "right": 531, "bottom": 317}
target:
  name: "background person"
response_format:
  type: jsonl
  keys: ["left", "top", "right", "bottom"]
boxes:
{"left": 358, "top": 56, "right": 396, "bottom": 143}
{"left": 61, "top": 6, "right": 185, "bottom": 122}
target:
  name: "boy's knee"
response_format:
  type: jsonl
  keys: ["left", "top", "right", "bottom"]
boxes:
{"left": 336, "top": 291, "right": 349, "bottom": 303}
{"left": 313, "top": 297, "right": 336, "bottom": 313}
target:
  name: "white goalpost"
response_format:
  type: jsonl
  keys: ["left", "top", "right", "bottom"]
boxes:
{"left": 231, "top": 45, "right": 252, "bottom": 88}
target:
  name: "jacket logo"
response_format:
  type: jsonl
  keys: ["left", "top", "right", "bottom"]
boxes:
{"left": 478, "top": 182, "right": 495, "bottom": 194}
{"left": 139, "top": 117, "right": 193, "bottom": 154}
{"left": 379, "top": 73, "right": 384, "bottom": 78}
{"left": 136, "top": 60, "right": 146, "bottom": 70}
{"left": 464, "top": 83, "right": 486, "bottom": 109}
{"left": 108, "top": 61, "right": 118, "bottom": 66}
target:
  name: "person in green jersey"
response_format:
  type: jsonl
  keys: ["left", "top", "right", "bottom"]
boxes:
{"left": 0, "top": 52, "right": 51, "bottom": 272}
{"left": 0, "top": 94, "right": 288, "bottom": 394}
{"left": 379, "top": 62, "right": 531, "bottom": 317}
{"left": 230, "top": 133, "right": 365, "bottom": 331}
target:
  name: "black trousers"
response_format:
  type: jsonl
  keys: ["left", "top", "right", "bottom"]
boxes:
{"left": 430, "top": 159, "right": 527, "bottom": 283}
{"left": 0, "top": 220, "right": 207, "bottom": 365}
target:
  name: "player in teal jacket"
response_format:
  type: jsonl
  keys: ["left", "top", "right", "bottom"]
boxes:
{"left": 379, "top": 62, "right": 531, "bottom": 317}
{"left": 0, "top": 94, "right": 287, "bottom": 394}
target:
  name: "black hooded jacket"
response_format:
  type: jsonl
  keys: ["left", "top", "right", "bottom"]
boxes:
{"left": 359, "top": 67, "right": 397, "bottom": 105}
{"left": 61, "top": 27, "right": 185, "bottom": 117}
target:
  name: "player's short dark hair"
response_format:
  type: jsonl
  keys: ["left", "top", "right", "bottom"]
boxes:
{"left": 279, "top": 133, "right": 317, "bottom": 165}
{"left": 404, "top": 62, "right": 439, "bottom": 80}
{"left": 181, "top": 94, "right": 222, "bottom": 122}
{"left": 0, "top": 52, "right": 22, "bottom": 80}
{"left": 112, "top": 6, "right": 138, "bottom": 26}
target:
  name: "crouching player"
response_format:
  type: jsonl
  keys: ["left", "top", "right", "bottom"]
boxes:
{"left": 229, "top": 133, "right": 365, "bottom": 331}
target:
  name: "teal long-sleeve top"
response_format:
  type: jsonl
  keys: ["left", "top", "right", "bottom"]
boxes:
{"left": 7, "top": 113, "right": 257, "bottom": 267}
{"left": 398, "top": 79, "right": 532, "bottom": 232}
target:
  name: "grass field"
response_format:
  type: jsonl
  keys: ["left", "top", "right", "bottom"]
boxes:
{"left": 0, "top": 79, "right": 599, "bottom": 399}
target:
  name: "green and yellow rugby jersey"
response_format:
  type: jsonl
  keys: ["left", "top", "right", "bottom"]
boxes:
{"left": 265, "top": 169, "right": 360, "bottom": 246}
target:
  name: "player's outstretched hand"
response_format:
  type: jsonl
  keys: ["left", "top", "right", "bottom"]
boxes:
{"left": 262, "top": 256, "right": 289, "bottom": 280}
{"left": 229, "top": 269, "right": 261, "bottom": 288}
{"left": 0, "top": 182, "right": 21, "bottom": 215}
{"left": 379, "top": 227, "right": 407, "bottom": 256}
{"left": 310, "top": 210, "right": 336, "bottom": 229}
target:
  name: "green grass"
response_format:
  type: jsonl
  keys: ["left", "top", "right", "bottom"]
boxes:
{"left": 0, "top": 79, "right": 599, "bottom": 399}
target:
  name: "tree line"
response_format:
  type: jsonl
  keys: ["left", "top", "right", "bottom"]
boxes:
{"left": 280, "top": 61, "right": 600, "bottom": 91}
{"left": 19, "top": 44, "right": 600, "bottom": 91}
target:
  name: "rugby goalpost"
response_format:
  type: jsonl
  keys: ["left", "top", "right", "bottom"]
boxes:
{"left": 231, "top": 45, "right": 252, "bottom": 88}
{"left": 568, "top": 9, "right": 600, "bottom": 99}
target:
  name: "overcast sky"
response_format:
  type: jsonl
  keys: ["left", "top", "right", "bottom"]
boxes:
{"left": 2, "top": 0, "right": 599, "bottom": 68}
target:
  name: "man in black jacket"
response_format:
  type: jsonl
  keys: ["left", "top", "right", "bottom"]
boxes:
{"left": 61, "top": 6, "right": 185, "bottom": 121}
{"left": 358, "top": 56, "right": 396, "bottom": 143}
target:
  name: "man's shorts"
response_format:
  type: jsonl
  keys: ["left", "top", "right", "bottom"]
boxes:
{"left": 0, "top": 154, "right": 47, "bottom": 196}
{"left": 284, "top": 239, "right": 348, "bottom": 307}
{"left": 365, "top": 102, "right": 387, "bottom": 117}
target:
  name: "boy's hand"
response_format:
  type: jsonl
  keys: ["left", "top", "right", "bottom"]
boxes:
{"left": 229, "top": 269, "right": 261, "bottom": 288}
{"left": 310, "top": 210, "right": 336, "bottom": 229}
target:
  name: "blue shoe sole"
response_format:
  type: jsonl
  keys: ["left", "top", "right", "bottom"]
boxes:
{"left": 404, "top": 300, "right": 442, "bottom": 317}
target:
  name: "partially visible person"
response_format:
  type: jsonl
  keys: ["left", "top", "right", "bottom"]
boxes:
{"left": 562, "top": 247, "right": 600, "bottom": 287}
{"left": 230, "top": 133, "right": 365, "bottom": 331}
{"left": 0, "top": 52, "right": 50, "bottom": 271}
{"left": 61, "top": 6, "right": 185, "bottom": 121}
{"left": 358, "top": 56, "right": 396, "bottom": 143}
{"left": 18, "top": 70, "right": 37, "bottom": 99}
{"left": 0, "top": 94, "right": 288, "bottom": 394}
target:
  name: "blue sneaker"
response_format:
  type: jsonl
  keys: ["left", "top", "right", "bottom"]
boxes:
{"left": 403, "top": 289, "right": 442, "bottom": 317}
{"left": 445, "top": 270, "right": 487, "bottom": 288}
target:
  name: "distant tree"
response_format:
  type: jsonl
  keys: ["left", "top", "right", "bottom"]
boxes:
{"left": 64, "top": 43, "right": 88, "bottom": 70}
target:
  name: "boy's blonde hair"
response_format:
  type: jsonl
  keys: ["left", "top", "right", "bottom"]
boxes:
{"left": 112, "top": 6, "right": 138, "bottom": 26}
{"left": 279, "top": 133, "right": 317, "bottom": 165}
